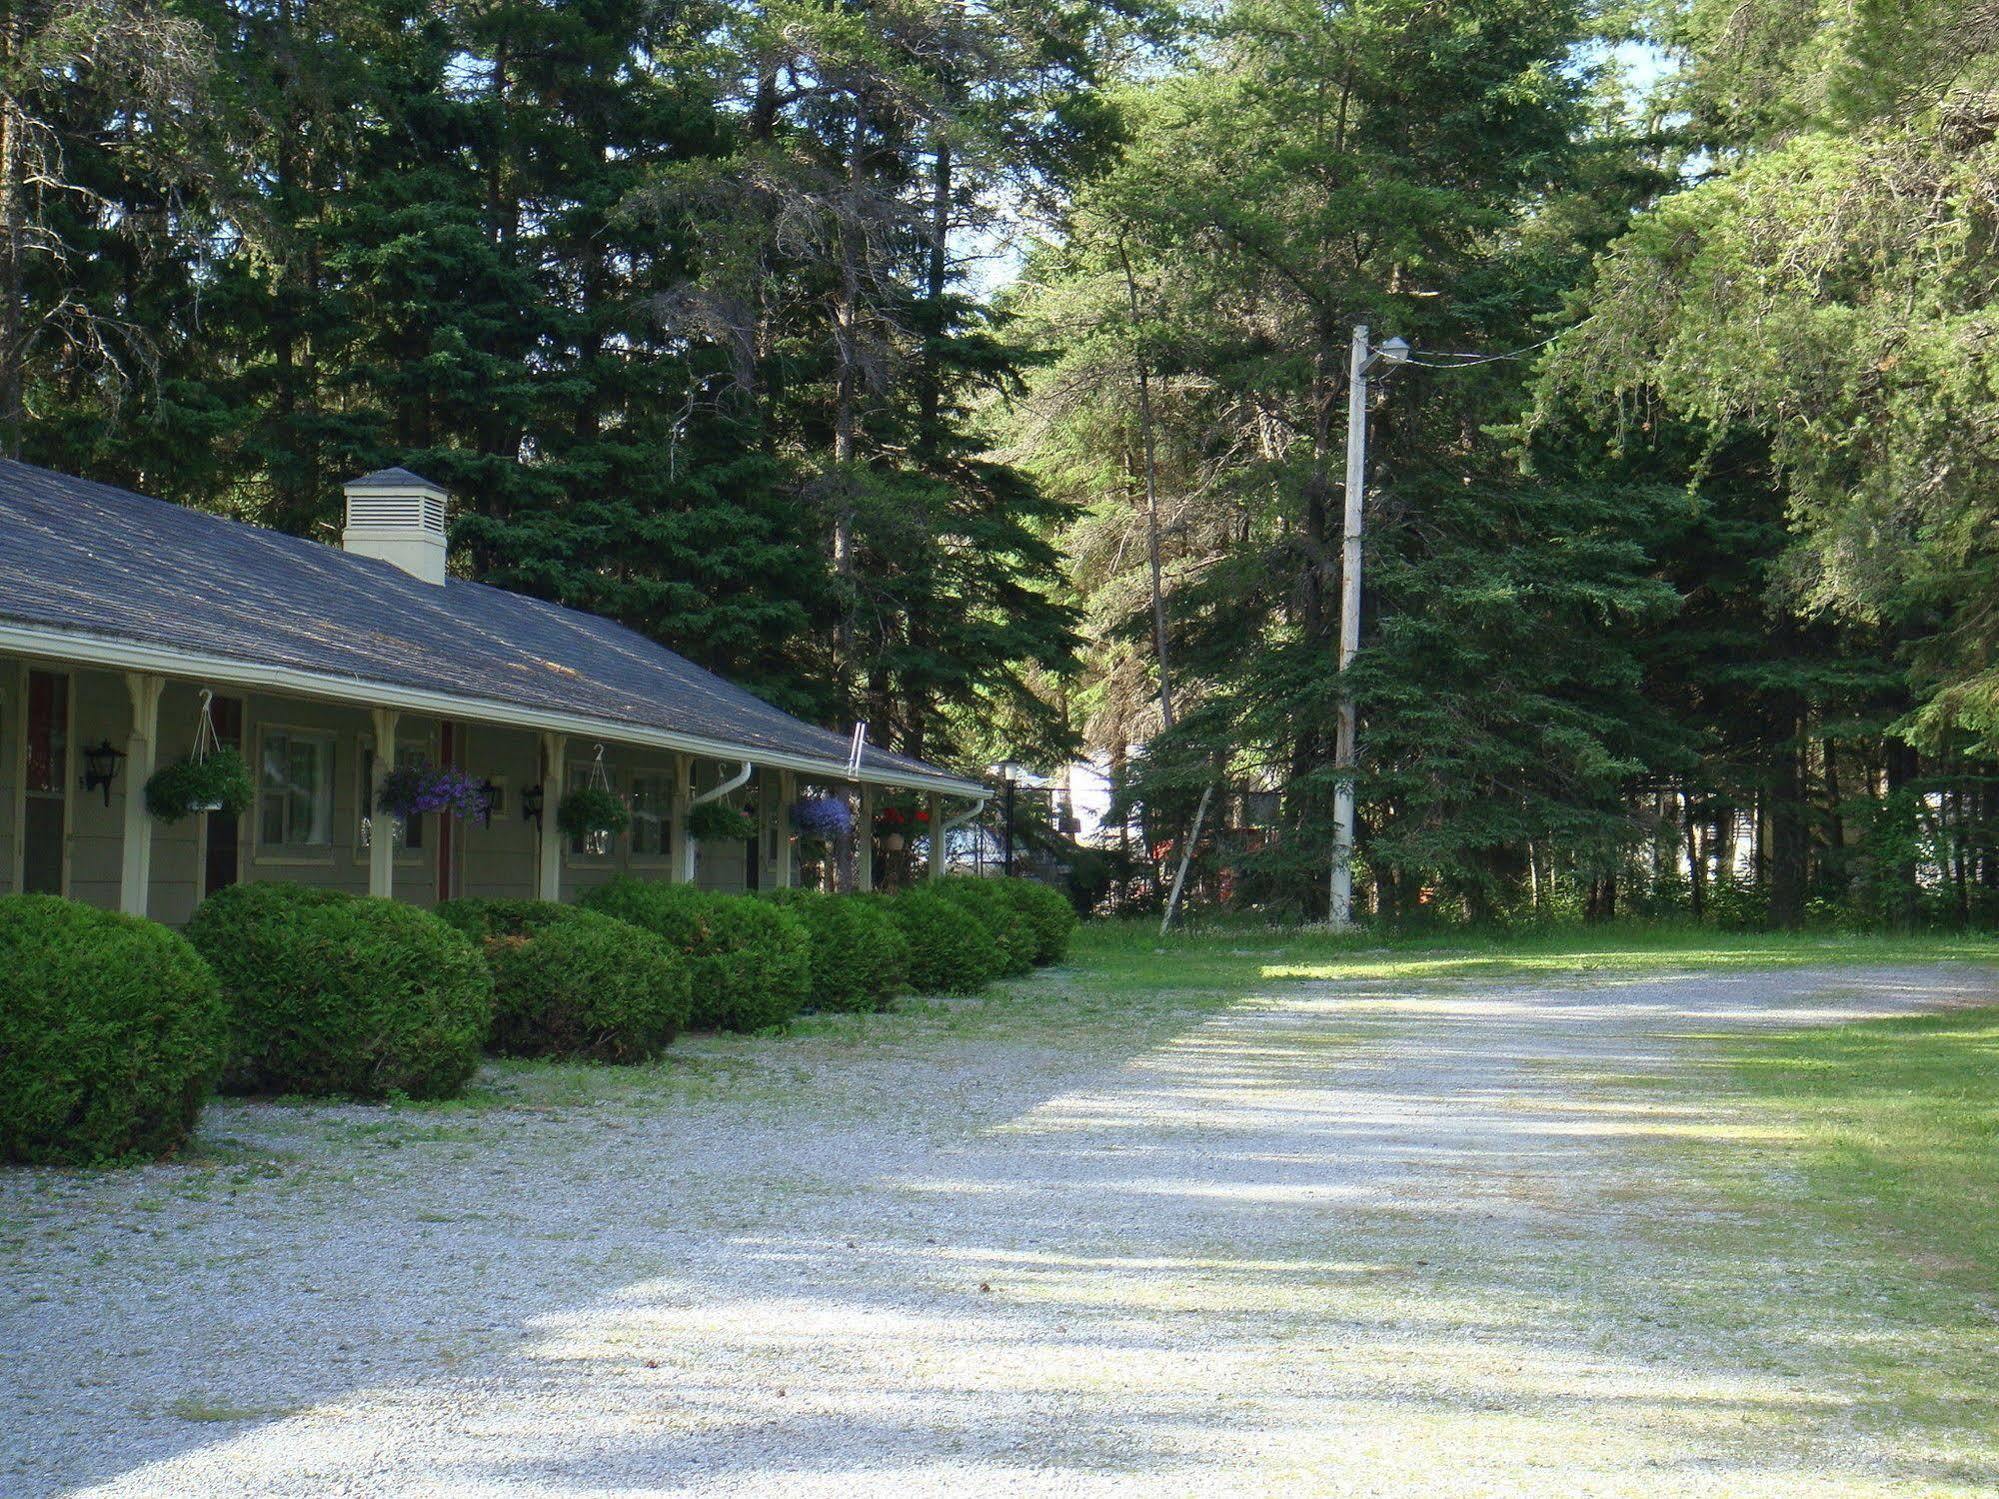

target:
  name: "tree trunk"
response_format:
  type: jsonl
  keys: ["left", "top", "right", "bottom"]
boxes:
{"left": 1684, "top": 792, "right": 1706, "bottom": 921}
{"left": 1117, "top": 235, "right": 1175, "bottom": 733}
{"left": 830, "top": 119, "right": 864, "bottom": 698}
{"left": 1300, "top": 324, "right": 1337, "bottom": 642}
{"left": 1769, "top": 712, "right": 1807, "bottom": 929}
{"left": 918, "top": 127, "right": 951, "bottom": 444}
{"left": 1885, "top": 741, "right": 1922, "bottom": 930}
{"left": 0, "top": 16, "right": 27, "bottom": 457}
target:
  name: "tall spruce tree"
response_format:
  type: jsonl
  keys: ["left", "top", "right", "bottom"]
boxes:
{"left": 1015, "top": 0, "right": 1649, "bottom": 915}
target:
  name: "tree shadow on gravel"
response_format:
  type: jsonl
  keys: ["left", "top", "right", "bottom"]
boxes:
{"left": 8, "top": 965, "right": 1997, "bottom": 1495}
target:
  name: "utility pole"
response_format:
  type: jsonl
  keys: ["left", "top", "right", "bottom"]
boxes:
{"left": 1330, "top": 325, "right": 1408, "bottom": 926}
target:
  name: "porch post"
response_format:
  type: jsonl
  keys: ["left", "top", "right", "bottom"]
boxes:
{"left": 537, "top": 731, "right": 566, "bottom": 901}
{"left": 771, "top": 769, "right": 795, "bottom": 889}
{"left": 854, "top": 782, "right": 874, "bottom": 893}
{"left": 369, "top": 707, "right": 399, "bottom": 899}
{"left": 119, "top": 673, "right": 164, "bottom": 917}
{"left": 673, "top": 754, "right": 695, "bottom": 883}
{"left": 927, "top": 792, "right": 946, "bottom": 881}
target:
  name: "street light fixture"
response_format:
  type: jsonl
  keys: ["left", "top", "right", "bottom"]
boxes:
{"left": 1371, "top": 335, "right": 1410, "bottom": 370}
{"left": 989, "top": 761, "right": 1030, "bottom": 879}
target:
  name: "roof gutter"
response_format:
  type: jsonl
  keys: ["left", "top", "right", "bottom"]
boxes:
{"left": 0, "top": 619, "right": 988, "bottom": 799}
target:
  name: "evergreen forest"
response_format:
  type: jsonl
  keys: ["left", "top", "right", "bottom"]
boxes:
{"left": 16, "top": 0, "right": 1999, "bottom": 927}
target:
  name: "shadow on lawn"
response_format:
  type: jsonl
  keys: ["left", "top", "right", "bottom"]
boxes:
{"left": 10, "top": 963, "right": 1999, "bottom": 1495}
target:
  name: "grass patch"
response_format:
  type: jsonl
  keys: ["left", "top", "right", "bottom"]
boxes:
{"left": 406, "top": 920, "right": 1995, "bottom": 1118}
{"left": 1076, "top": 916, "right": 1999, "bottom": 987}
{"left": 164, "top": 1394, "right": 295, "bottom": 1423}
{"left": 1717, "top": 1004, "right": 1999, "bottom": 1293}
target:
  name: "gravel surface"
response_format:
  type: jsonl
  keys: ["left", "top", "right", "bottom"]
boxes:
{"left": 4, "top": 963, "right": 1995, "bottom": 1497}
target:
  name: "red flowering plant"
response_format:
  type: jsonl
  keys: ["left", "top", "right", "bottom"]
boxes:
{"left": 872, "top": 796, "right": 926, "bottom": 836}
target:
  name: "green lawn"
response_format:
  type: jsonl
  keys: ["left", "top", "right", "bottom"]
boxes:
{"left": 1071, "top": 915, "right": 1999, "bottom": 986}
{"left": 1716, "top": 1003, "right": 1999, "bottom": 1295}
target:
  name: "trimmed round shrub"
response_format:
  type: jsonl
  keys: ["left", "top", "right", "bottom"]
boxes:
{"left": 582, "top": 878, "right": 810, "bottom": 1031}
{"left": 0, "top": 895, "right": 227, "bottom": 1165}
{"left": 762, "top": 889, "right": 909, "bottom": 1012}
{"left": 185, "top": 883, "right": 493, "bottom": 1101}
{"left": 435, "top": 899, "right": 690, "bottom": 1062}
{"left": 883, "top": 888, "right": 1003, "bottom": 996}
{"left": 994, "top": 877, "right": 1077, "bottom": 964}
{"left": 928, "top": 877, "right": 1037, "bottom": 976}
{"left": 434, "top": 896, "right": 587, "bottom": 943}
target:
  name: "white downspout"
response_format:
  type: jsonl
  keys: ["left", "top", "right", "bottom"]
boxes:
{"left": 681, "top": 760, "right": 755, "bottom": 883}
{"left": 934, "top": 797, "right": 987, "bottom": 880}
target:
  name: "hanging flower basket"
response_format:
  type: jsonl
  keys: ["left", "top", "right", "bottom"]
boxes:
{"left": 687, "top": 800, "right": 757, "bottom": 842}
{"left": 874, "top": 799, "right": 927, "bottom": 851}
{"left": 556, "top": 786, "right": 630, "bottom": 839}
{"left": 145, "top": 746, "right": 254, "bottom": 823}
{"left": 377, "top": 762, "right": 489, "bottom": 821}
{"left": 789, "top": 796, "right": 852, "bottom": 844}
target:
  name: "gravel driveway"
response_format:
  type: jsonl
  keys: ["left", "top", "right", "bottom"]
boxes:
{"left": 4, "top": 962, "right": 1994, "bottom": 1496}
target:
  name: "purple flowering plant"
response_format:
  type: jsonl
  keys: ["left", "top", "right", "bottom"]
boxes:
{"left": 377, "top": 762, "right": 489, "bottom": 821}
{"left": 789, "top": 795, "right": 853, "bottom": 842}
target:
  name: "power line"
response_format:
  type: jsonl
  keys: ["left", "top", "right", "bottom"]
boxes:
{"left": 1400, "top": 331, "right": 1565, "bottom": 369}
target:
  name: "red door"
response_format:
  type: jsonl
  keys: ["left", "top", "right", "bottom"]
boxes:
{"left": 21, "top": 671, "right": 69, "bottom": 894}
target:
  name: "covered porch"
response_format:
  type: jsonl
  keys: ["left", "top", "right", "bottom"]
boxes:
{"left": 0, "top": 645, "right": 978, "bottom": 925}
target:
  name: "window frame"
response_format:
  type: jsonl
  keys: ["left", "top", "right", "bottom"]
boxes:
{"left": 12, "top": 664, "right": 74, "bottom": 896}
{"left": 626, "top": 765, "right": 677, "bottom": 867}
{"left": 252, "top": 722, "right": 338, "bottom": 864}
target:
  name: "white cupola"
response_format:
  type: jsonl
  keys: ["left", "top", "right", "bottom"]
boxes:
{"left": 341, "top": 468, "right": 449, "bottom": 585}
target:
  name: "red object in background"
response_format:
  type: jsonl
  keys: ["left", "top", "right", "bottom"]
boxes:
{"left": 25, "top": 671, "right": 64, "bottom": 791}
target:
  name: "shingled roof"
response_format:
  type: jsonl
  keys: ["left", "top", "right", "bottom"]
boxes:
{"left": 0, "top": 458, "right": 983, "bottom": 796}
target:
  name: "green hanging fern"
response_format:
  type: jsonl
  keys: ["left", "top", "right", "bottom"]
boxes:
{"left": 144, "top": 748, "right": 255, "bottom": 823}
{"left": 686, "top": 799, "right": 757, "bottom": 842}
{"left": 556, "top": 786, "right": 630, "bottom": 839}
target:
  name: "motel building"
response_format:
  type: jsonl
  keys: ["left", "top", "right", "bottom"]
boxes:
{"left": 0, "top": 459, "right": 985, "bottom": 923}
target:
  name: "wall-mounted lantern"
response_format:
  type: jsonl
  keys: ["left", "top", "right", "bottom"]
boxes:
{"left": 80, "top": 739, "right": 126, "bottom": 807}
{"left": 479, "top": 780, "right": 504, "bottom": 826}
{"left": 520, "top": 783, "right": 544, "bottom": 828}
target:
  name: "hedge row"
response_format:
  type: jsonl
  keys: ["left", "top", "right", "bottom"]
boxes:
{"left": 761, "top": 889, "right": 909, "bottom": 1011}
{"left": 3, "top": 873, "right": 1076, "bottom": 1166}
{"left": 582, "top": 878, "right": 812, "bottom": 1032}
{"left": 435, "top": 899, "right": 690, "bottom": 1063}
{"left": 857, "top": 877, "right": 1076, "bottom": 997}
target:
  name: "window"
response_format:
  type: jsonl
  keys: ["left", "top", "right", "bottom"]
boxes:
{"left": 258, "top": 729, "right": 334, "bottom": 850}
{"left": 630, "top": 771, "right": 673, "bottom": 859}
{"left": 361, "top": 741, "right": 428, "bottom": 853}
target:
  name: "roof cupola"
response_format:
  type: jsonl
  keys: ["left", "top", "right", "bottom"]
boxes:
{"left": 341, "top": 468, "right": 448, "bottom": 585}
